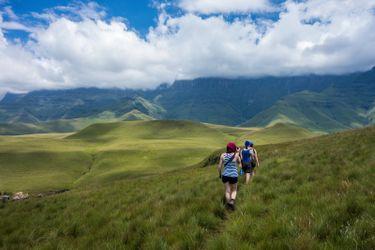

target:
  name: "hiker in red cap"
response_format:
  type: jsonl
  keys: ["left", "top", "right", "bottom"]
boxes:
{"left": 217, "top": 142, "right": 242, "bottom": 210}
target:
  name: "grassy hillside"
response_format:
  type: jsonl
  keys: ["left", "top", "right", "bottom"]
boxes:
{"left": 0, "top": 133, "right": 91, "bottom": 192}
{"left": 204, "top": 123, "right": 257, "bottom": 141}
{"left": 0, "top": 110, "right": 155, "bottom": 135}
{"left": 0, "top": 120, "right": 233, "bottom": 192}
{"left": 0, "top": 121, "right": 320, "bottom": 192}
{"left": 237, "top": 122, "right": 323, "bottom": 146}
{"left": 0, "top": 89, "right": 165, "bottom": 123}
{"left": 121, "top": 109, "right": 154, "bottom": 121}
{"left": 242, "top": 90, "right": 372, "bottom": 132}
{"left": 0, "top": 123, "right": 47, "bottom": 135}
{"left": 0, "top": 125, "right": 373, "bottom": 249}
{"left": 67, "top": 120, "right": 230, "bottom": 186}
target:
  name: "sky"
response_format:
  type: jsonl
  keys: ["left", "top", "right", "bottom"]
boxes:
{"left": 0, "top": 0, "right": 375, "bottom": 95}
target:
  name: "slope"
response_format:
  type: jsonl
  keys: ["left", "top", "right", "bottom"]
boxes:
{"left": 0, "top": 126, "right": 373, "bottom": 249}
{"left": 153, "top": 76, "right": 332, "bottom": 125}
{"left": 0, "top": 120, "right": 231, "bottom": 192}
{"left": 2, "top": 67, "right": 374, "bottom": 129}
{"left": 0, "top": 90, "right": 165, "bottom": 124}
{"left": 242, "top": 90, "right": 372, "bottom": 132}
{"left": 121, "top": 109, "right": 154, "bottom": 121}
{"left": 237, "top": 122, "right": 321, "bottom": 145}
{"left": 0, "top": 108, "right": 156, "bottom": 135}
{"left": 0, "top": 134, "right": 91, "bottom": 192}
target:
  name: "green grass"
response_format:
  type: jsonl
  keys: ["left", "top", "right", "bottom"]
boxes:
{"left": 0, "top": 125, "right": 373, "bottom": 249}
{"left": 0, "top": 120, "right": 315, "bottom": 192}
{"left": 204, "top": 122, "right": 257, "bottom": 141}
{"left": 0, "top": 120, "right": 233, "bottom": 192}
{"left": 121, "top": 109, "right": 154, "bottom": 121}
{"left": 0, "top": 108, "right": 156, "bottom": 135}
{"left": 0, "top": 133, "right": 91, "bottom": 192}
{"left": 208, "top": 126, "right": 375, "bottom": 249}
{"left": 0, "top": 116, "right": 117, "bottom": 135}
{"left": 237, "top": 122, "right": 323, "bottom": 146}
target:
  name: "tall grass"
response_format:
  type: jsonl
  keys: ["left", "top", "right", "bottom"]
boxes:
{"left": 0, "top": 121, "right": 316, "bottom": 192}
{"left": 0, "top": 126, "right": 373, "bottom": 249}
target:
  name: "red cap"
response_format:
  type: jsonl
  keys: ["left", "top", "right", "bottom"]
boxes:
{"left": 226, "top": 142, "right": 237, "bottom": 153}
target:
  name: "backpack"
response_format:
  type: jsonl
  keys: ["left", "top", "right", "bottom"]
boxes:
{"left": 241, "top": 149, "right": 253, "bottom": 166}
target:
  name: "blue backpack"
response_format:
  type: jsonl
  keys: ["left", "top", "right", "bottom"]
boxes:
{"left": 241, "top": 149, "right": 253, "bottom": 165}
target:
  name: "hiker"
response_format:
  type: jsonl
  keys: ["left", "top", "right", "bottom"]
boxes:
{"left": 241, "top": 141, "right": 260, "bottom": 184}
{"left": 241, "top": 141, "right": 254, "bottom": 184}
{"left": 217, "top": 142, "right": 242, "bottom": 210}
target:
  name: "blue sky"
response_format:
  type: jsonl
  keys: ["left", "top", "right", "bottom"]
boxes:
{"left": 7, "top": 0, "right": 158, "bottom": 35}
{"left": 0, "top": 0, "right": 374, "bottom": 94}
{"left": 3, "top": 0, "right": 287, "bottom": 41}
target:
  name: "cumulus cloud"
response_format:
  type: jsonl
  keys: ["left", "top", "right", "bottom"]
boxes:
{"left": 0, "top": 0, "right": 375, "bottom": 95}
{"left": 178, "top": 0, "right": 274, "bottom": 14}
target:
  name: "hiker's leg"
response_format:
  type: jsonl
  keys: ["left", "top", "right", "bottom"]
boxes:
{"left": 245, "top": 173, "right": 250, "bottom": 184}
{"left": 230, "top": 183, "right": 237, "bottom": 200}
{"left": 252, "top": 163, "right": 257, "bottom": 176}
{"left": 249, "top": 171, "right": 254, "bottom": 182}
{"left": 224, "top": 182, "right": 231, "bottom": 203}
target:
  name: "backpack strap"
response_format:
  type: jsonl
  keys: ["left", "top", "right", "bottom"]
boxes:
{"left": 224, "top": 153, "right": 236, "bottom": 167}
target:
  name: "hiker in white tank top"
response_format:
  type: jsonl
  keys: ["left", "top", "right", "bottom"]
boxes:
{"left": 217, "top": 142, "right": 242, "bottom": 210}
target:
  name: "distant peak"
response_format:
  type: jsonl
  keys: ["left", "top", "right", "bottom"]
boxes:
{"left": 0, "top": 92, "right": 6, "bottom": 101}
{"left": 0, "top": 92, "right": 25, "bottom": 104}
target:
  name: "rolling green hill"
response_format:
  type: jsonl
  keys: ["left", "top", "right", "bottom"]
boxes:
{"left": 0, "top": 120, "right": 314, "bottom": 193}
{"left": 0, "top": 133, "right": 90, "bottom": 191}
{"left": 242, "top": 90, "right": 373, "bottom": 132}
{"left": 0, "top": 109, "right": 155, "bottom": 135}
{"left": 0, "top": 124, "right": 373, "bottom": 249}
{"left": 121, "top": 109, "right": 154, "bottom": 121}
{"left": 237, "top": 122, "right": 323, "bottom": 145}
{"left": 0, "top": 120, "right": 239, "bottom": 192}
{"left": 0, "top": 122, "right": 46, "bottom": 135}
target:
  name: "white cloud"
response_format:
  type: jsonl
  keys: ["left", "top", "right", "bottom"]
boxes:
{"left": 0, "top": 20, "right": 32, "bottom": 31}
{"left": 0, "top": 6, "right": 32, "bottom": 32}
{"left": 0, "top": 0, "right": 375, "bottom": 95}
{"left": 3, "top": 6, "right": 17, "bottom": 20}
{"left": 178, "top": 0, "right": 274, "bottom": 14}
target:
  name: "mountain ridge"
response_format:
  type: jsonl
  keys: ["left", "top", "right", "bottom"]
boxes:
{"left": 1, "top": 67, "right": 374, "bottom": 133}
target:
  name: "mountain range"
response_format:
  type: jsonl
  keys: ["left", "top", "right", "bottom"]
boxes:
{"left": 1, "top": 67, "right": 374, "bottom": 134}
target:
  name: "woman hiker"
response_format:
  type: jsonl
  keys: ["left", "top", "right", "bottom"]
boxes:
{"left": 217, "top": 142, "right": 242, "bottom": 210}
{"left": 241, "top": 140, "right": 260, "bottom": 184}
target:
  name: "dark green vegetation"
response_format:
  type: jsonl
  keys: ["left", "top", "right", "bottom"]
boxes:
{"left": 242, "top": 85, "right": 374, "bottom": 132}
{"left": 1, "top": 67, "right": 374, "bottom": 134}
{"left": 0, "top": 94, "right": 164, "bottom": 134}
{"left": 0, "top": 122, "right": 374, "bottom": 249}
{"left": 0, "top": 109, "right": 156, "bottom": 135}
{"left": 242, "top": 68, "right": 375, "bottom": 131}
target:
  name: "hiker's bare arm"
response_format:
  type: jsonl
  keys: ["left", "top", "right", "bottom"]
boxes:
{"left": 236, "top": 153, "right": 242, "bottom": 168}
{"left": 217, "top": 154, "right": 224, "bottom": 176}
{"left": 254, "top": 149, "right": 260, "bottom": 167}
